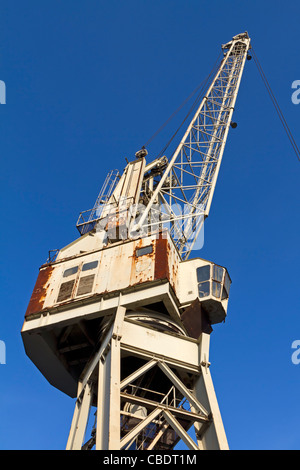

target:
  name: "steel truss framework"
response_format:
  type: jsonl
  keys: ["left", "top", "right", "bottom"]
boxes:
{"left": 136, "top": 32, "right": 251, "bottom": 259}
{"left": 66, "top": 306, "right": 229, "bottom": 451}
{"left": 76, "top": 33, "right": 250, "bottom": 261}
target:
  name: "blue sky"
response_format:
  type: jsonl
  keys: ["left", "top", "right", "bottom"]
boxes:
{"left": 1, "top": 0, "right": 300, "bottom": 450}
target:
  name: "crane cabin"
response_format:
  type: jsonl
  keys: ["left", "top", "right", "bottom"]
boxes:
{"left": 22, "top": 195, "right": 231, "bottom": 398}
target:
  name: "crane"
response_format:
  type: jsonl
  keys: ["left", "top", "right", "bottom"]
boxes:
{"left": 22, "top": 31, "right": 251, "bottom": 451}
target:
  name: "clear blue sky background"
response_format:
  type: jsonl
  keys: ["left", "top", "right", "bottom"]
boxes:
{"left": 1, "top": 0, "right": 300, "bottom": 450}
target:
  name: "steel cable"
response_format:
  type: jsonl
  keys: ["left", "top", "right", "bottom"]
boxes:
{"left": 143, "top": 52, "right": 223, "bottom": 157}
{"left": 251, "top": 47, "right": 300, "bottom": 163}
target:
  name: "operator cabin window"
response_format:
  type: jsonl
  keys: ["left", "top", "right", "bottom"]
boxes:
{"left": 136, "top": 245, "right": 153, "bottom": 257}
{"left": 222, "top": 271, "right": 231, "bottom": 300}
{"left": 56, "top": 261, "right": 99, "bottom": 303}
{"left": 212, "top": 265, "right": 224, "bottom": 299}
{"left": 63, "top": 266, "right": 79, "bottom": 277}
{"left": 197, "top": 265, "right": 210, "bottom": 298}
{"left": 57, "top": 266, "right": 79, "bottom": 302}
{"left": 76, "top": 260, "right": 99, "bottom": 296}
{"left": 196, "top": 264, "right": 231, "bottom": 300}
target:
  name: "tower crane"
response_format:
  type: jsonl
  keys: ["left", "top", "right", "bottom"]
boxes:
{"left": 22, "top": 31, "right": 251, "bottom": 450}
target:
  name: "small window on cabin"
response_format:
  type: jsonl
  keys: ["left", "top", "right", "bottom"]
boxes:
{"left": 197, "top": 265, "right": 211, "bottom": 299}
{"left": 77, "top": 275, "right": 95, "bottom": 296}
{"left": 212, "top": 281, "right": 222, "bottom": 299}
{"left": 221, "top": 272, "right": 231, "bottom": 300}
{"left": 63, "top": 266, "right": 78, "bottom": 278}
{"left": 57, "top": 280, "right": 75, "bottom": 302}
{"left": 82, "top": 260, "right": 98, "bottom": 271}
{"left": 212, "top": 265, "right": 224, "bottom": 283}
{"left": 136, "top": 245, "right": 153, "bottom": 257}
{"left": 211, "top": 265, "right": 224, "bottom": 299}
{"left": 197, "top": 265, "right": 210, "bottom": 283}
{"left": 198, "top": 281, "right": 210, "bottom": 298}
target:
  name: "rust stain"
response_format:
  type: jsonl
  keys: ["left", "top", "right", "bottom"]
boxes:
{"left": 25, "top": 265, "right": 54, "bottom": 317}
{"left": 169, "top": 241, "right": 179, "bottom": 292}
{"left": 154, "top": 233, "right": 169, "bottom": 281}
{"left": 106, "top": 210, "right": 128, "bottom": 242}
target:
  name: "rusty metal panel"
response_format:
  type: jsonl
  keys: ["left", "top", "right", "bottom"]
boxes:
{"left": 25, "top": 265, "right": 54, "bottom": 317}
{"left": 154, "top": 233, "right": 179, "bottom": 294}
{"left": 130, "top": 238, "right": 155, "bottom": 286}
{"left": 181, "top": 298, "right": 212, "bottom": 339}
{"left": 98, "top": 242, "right": 132, "bottom": 293}
{"left": 154, "top": 235, "right": 169, "bottom": 280}
{"left": 27, "top": 233, "right": 182, "bottom": 316}
{"left": 166, "top": 237, "right": 179, "bottom": 292}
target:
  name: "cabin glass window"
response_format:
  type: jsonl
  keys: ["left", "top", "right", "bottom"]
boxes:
{"left": 82, "top": 260, "right": 98, "bottom": 271}
{"left": 77, "top": 275, "right": 95, "bottom": 296}
{"left": 212, "top": 265, "right": 224, "bottom": 283}
{"left": 222, "top": 272, "right": 231, "bottom": 300}
{"left": 198, "top": 281, "right": 210, "bottom": 298}
{"left": 196, "top": 265, "right": 210, "bottom": 283}
{"left": 211, "top": 265, "right": 224, "bottom": 299}
{"left": 212, "top": 281, "right": 222, "bottom": 298}
{"left": 57, "top": 280, "right": 75, "bottom": 302}
{"left": 197, "top": 265, "right": 211, "bottom": 298}
{"left": 136, "top": 245, "right": 153, "bottom": 257}
{"left": 63, "top": 266, "right": 78, "bottom": 278}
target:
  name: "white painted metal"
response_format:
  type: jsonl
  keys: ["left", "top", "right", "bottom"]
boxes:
{"left": 162, "top": 410, "right": 200, "bottom": 451}
{"left": 96, "top": 306, "right": 125, "bottom": 450}
{"left": 66, "top": 380, "right": 94, "bottom": 450}
{"left": 65, "top": 306, "right": 228, "bottom": 450}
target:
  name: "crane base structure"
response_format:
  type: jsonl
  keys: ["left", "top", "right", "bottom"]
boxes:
{"left": 66, "top": 304, "right": 228, "bottom": 451}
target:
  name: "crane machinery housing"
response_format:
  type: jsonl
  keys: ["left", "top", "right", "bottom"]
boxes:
{"left": 21, "top": 31, "right": 251, "bottom": 451}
